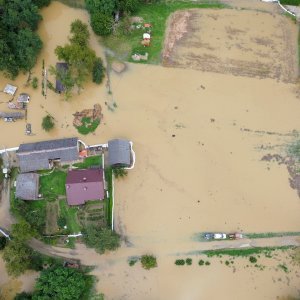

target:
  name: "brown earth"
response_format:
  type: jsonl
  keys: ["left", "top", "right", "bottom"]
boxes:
{"left": 163, "top": 9, "right": 298, "bottom": 82}
{"left": 73, "top": 104, "right": 102, "bottom": 127}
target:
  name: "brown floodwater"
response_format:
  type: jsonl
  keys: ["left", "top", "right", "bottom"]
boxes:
{"left": 0, "top": 1, "right": 300, "bottom": 299}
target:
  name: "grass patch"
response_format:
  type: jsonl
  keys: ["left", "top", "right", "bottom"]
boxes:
{"left": 73, "top": 155, "right": 102, "bottom": 169}
{"left": 203, "top": 246, "right": 294, "bottom": 257}
{"left": 75, "top": 117, "right": 100, "bottom": 135}
{"left": 59, "top": 199, "right": 81, "bottom": 233}
{"left": 280, "top": 0, "right": 300, "bottom": 5}
{"left": 102, "top": 1, "right": 227, "bottom": 64}
{"left": 246, "top": 232, "right": 300, "bottom": 239}
{"left": 104, "top": 167, "right": 113, "bottom": 227}
{"left": 39, "top": 170, "right": 67, "bottom": 200}
{"left": 56, "top": 0, "right": 85, "bottom": 8}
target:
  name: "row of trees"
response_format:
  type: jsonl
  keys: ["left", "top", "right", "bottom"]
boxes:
{"left": 85, "top": 0, "right": 141, "bottom": 36}
{"left": 50, "top": 20, "right": 105, "bottom": 100}
{"left": 0, "top": 0, "right": 50, "bottom": 78}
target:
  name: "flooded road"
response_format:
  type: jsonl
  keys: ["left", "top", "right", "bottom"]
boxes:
{"left": 0, "top": 1, "right": 300, "bottom": 299}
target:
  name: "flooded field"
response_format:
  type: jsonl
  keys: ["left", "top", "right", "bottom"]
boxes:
{"left": 0, "top": 1, "right": 300, "bottom": 299}
{"left": 163, "top": 9, "right": 298, "bottom": 82}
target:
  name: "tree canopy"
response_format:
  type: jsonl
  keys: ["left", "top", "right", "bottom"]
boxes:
{"left": 42, "top": 115, "right": 55, "bottom": 131}
{"left": 0, "top": 0, "right": 43, "bottom": 78}
{"left": 33, "top": 266, "right": 88, "bottom": 300}
{"left": 83, "top": 226, "right": 120, "bottom": 254}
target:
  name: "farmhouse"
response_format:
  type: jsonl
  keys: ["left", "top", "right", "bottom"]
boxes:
{"left": 55, "top": 62, "right": 69, "bottom": 93}
{"left": 16, "top": 173, "right": 39, "bottom": 200}
{"left": 108, "top": 139, "right": 131, "bottom": 167}
{"left": 65, "top": 169, "right": 105, "bottom": 206}
{"left": 17, "top": 137, "right": 79, "bottom": 173}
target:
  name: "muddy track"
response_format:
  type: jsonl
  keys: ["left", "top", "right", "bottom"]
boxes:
{"left": 28, "top": 236, "right": 300, "bottom": 265}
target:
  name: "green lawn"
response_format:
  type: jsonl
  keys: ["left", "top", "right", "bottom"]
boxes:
{"left": 104, "top": 168, "right": 113, "bottom": 228}
{"left": 103, "top": 1, "right": 227, "bottom": 64}
{"left": 73, "top": 155, "right": 102, "bottom": 169}
{"left": 75, "top": 117, "right": 100, "bottom": 135}
{"left": 39, "top": 170, "right": 67, "bottom": 200}
{"left": 59, "top": 199, "right": 81, "bottom": 233}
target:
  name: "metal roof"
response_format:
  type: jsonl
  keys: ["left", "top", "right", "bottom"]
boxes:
{"left": 16, "top": 173, "right": 39, "bottom": 200}
{"left": 66, "top": 169, "right": 105, "bottom": 205}
{"left": 17, "top": 138, "right": 78, "bottom": 173}
{"left": 3, "top": 84, "right": 17, "bottom": 95}
{"left": 108, "top": 139, "right": 131, "bottom": 167}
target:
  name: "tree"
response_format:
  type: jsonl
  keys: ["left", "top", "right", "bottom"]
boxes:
{"left": 33, "top": 266, "right": 88, "bottom": 300}
{"left": 141, "top": 255, "right": 157, "bottom": 270}
{"left": 70, "top": 19, "right": 90, "bottom": 47}
{"left": 83, "top": 226, "right": 120, "bottom": 254}
{"left": 14, "top": 292, "right": 33, "bottom": 300}
{"left": 85, "top": 0, "right": 116, "bottom": 16}
{"left": 42, "top": 115, "right": 55, "bottom": 131}
{"left": 91, "top": 12, "right": 114, "bottom": 36}
{"left": 32, "top": 0, "right": 51, "bottom": 8}
{"left": 0, "top": 236, "right": 7, "bottom": 250}
{"left": 118, "top": 0, "right": 140, "bottom": 13}
{"left": 92, "top": 58, "right": 105, "bottom": 84}
{"left": 11, "top": 220, "right": 33, "bottom": 242}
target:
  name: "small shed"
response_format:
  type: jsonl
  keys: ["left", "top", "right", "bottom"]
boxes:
{"left": 17, "top": 93, "right": 30, "bottom": 103}
{"left": 108, "top": 139, "right": 131, "bottom": 167}
{"left": 3, "top": 84, "right": 17, "bottom": 96}
{"left": 55, "top": 62, "right": 69, "bottom": 93}
{"left": 16, "top": 173, "right": 40, "bottom": 200}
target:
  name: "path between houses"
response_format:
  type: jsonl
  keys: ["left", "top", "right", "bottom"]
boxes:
{"left": 28, "top": 235, "right": 300, "bottom": 266}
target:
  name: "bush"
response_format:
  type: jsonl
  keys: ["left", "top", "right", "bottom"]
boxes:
{"left": 57, "top": 216, "right": 67, "bottom": 228}
{"left": 186, "top": 258, "right": 192, "bottom": 265}
{"left": 141, "top": 255, "right": 157, "bottom": 270}
{"left": 32, "top": 77, "right": 38, "bottom": 89}
{"left": 91, "top": 12, "right": 114, "bottom": 36}
{"left": 32, "top": 0, "right": 51, "bottom": 8}
{"left": 92, "top": 58, "right": 105, "bottom": 84}
{"left": 42, "top": 115, "right": 55, "bottom": 131}
{"left": 225, "top": 260, "right": 230, "bottom": 266}
{"left": 14, "top": 292, "right": 32, "bottom": 300}
{"left": 128, "top": 257, "right": 139, "bottom": 266}
{"left": 249, "top": 256, "right": 257, "bottom": 263}
{"left": 198, "top": 259, "right": 204, "bottom": 266}
{"left": 205, "top": 261, "right": 211, "bottom": 266}
{"left": 113, "top": 167, "right": 128, "bottom": 179}
{"left": 0, "top": 236, "right": 7, "bottom": 250}
{"left": 175, "top": 259, "right": 185, "bottom": 266}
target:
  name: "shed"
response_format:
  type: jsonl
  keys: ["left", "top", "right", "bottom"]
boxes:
{"left": 17, "top": 93, "right": 30, "bottom": 103}
{"left": 0, "top": 111, "right": 24, "bottom": 119}
{"left": 66, "top": 169, "right": 105, "bottom": 206}
{"left": 16, "top": 173, "right": 39, "bottom": 200}
{"left": 55, "top": 62, "right": 69, "bottom": 93}
{"left": 108, "top": 139, "right": 131, "bottom": 167}
{"left": 17, "top": 137, "right": 79, "bottom": 173}
{"left": 3, "top": 84, "right": 17, "bottom": 96}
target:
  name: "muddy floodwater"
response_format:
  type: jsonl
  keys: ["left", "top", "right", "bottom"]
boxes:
{"left": 0, "top": 1, "right": 300, "bottom": 299}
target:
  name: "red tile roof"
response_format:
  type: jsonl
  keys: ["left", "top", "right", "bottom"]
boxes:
{"left": 66, "top": 169, "right": 105, "bottom": 205}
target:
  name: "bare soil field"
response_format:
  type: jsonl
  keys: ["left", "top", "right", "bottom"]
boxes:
{"left": 163, "top": 9, "right": 298, "bottom": 82}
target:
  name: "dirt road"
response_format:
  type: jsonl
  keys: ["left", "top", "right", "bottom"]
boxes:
{"left": 29, "top": 235, "right": 300, "bottom": 263}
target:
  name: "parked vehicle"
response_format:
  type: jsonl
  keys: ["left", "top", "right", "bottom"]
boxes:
{"left": 4, "top": 117, "right": 14, "bottom": 122}
{"left": 204, "top": 233, "right": 227, "bottom": 240}
{"left": 228, "top": 233, "right": 243, "bottom": 239}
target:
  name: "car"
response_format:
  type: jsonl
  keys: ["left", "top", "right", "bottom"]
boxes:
{"left": 204, "top": 233, "right": 227, "bottom": 240}
{"left": 4, "top": 117, "right": 14, "bottom": 122}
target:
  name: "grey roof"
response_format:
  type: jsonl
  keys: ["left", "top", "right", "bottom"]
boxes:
{"left": 56, "top": 63, "right": 68, "bottom": 93}
{"left": 0, "top": 111, "right": 24, "bottom": 119}
{"left": 108, "top": 139, "right": 131, "bottom": 167}
{"left": 17, "top": 138, "right": 78, "bottom": 173}
{"left": 3, "top": 84, "right": 17, "bottom": 95}
{"left": 16, "top": 173, "right": 39, "bottom": 200}
{"left": 17, "top": 93, "right": 30, "bottom": 103}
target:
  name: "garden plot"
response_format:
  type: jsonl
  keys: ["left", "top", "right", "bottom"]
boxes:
{"left": 163, "top": 9, "right": 298, "bottom": 82}
{"left": 77, "top": 202, "right": 106, "bottom": 228}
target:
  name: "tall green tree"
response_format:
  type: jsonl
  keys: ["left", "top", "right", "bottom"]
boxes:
{"left": 2, "top": 220, "right": 33, "bottom": 276}
{"left": 90, "top": 12, "right": 114, "bottom": 36}
{"left": 83, "top": 226, "right": 120, "bottom": 254}
{"left": 85, "top": 0, "right": 116, "bottom": 16}
{"left": 33, "top": 266, "right": 88, "bottom": 300}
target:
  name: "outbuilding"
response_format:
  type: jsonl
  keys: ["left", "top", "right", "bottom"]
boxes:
{"left": 55, "top": 62, "right": 69, "bottom": 93}
{"left": 3, "top": 84, "right": 17, "bottom": 96}
{"left": 16, "top": 173, "right": 40, "bottom": 200}
{"left": 108, "top": 139, "right": 131, "bottom": 167}
{"left": 17, "top": 93, "right": 30, "bottom": 103}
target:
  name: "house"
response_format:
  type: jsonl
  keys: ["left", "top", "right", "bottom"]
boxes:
{"left": 108, "top": 139, "right": 131, "bottom": 167}
{"left": 17, "top": 137, "right": 79, "bottom": 173}
{"left": 17, "top": 93, "right": 30, "bottom": 103}
{"left": 55, "top": 62, "right": 69, "bottom": 93}
{"left": 65, "top": 169, "right": 105, "bottom": 206}
{"left": 16, "top": 173, "right": 39, "bottom": 200}
{"left": 3, "top": 84, "right": 17, "bottom": 96}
